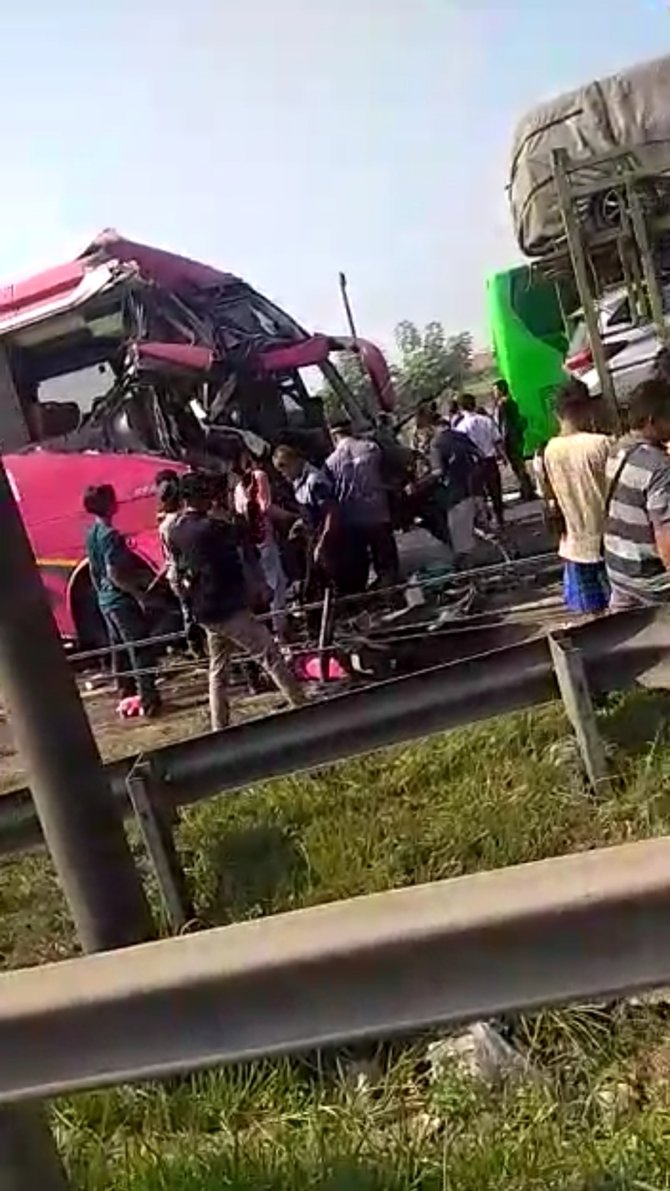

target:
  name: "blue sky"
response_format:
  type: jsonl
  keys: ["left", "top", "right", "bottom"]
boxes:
{"left": 1, "top": 0, "right": 668, "bottom": 350}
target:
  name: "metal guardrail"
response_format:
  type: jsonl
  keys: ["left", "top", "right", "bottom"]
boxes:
{"left": 65, "top": 552, "right": 561, "bottom": 667}
{"left": 1, "top": 605, "right": 669, "bottom": 859}
{"left": 2, "top": 836, "right": 670, "bottom": 1102}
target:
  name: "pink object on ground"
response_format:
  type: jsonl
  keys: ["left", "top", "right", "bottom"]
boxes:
{"left": 117, "top": 695, "right": 144, "bottom": 719}
{"left": 293, "top": 653, "right": 349, "bottom": 682}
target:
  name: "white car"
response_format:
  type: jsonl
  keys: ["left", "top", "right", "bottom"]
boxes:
{"left": 566, "top": 285, "right": 669, "bottom": 400}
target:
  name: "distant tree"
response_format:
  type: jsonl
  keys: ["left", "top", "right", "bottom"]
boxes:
{"left": 395, "top": 319, "right": 423, "bottom": 357}
{"left": 393, "top": 320, "right": 473, "bottom": 413}
{"left": 317, "top": 321, "right": 474, "bottom": 423}
{"left": 317, "top": 349, "right": 377, "bottom": 423}
{"left": 445, "top": 331, "right": 474, "bottom": 388}
{"left": 336, "top": 351, "right": 375, "bottom": 401}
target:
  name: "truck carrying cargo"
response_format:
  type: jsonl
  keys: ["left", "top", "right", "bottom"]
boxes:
{"left": 509, "top": 54, "right": 670, "bottom": 258}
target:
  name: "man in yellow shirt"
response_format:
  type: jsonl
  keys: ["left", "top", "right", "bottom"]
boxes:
{"left": 541, "top": 379, "right": 611, "bottom": 614}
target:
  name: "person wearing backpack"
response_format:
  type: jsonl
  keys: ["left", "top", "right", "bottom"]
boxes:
{"left": 411, "top": 403, "right": 484, "bottom": 564}
{"left": 540, "top": 378, "right": 612, "bottom": 615}
{"left": 168, "top": 472, "right": 304, "bottom": 731}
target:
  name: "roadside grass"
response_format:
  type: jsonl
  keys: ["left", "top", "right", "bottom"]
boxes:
{"left": 55, "top": 1016, "right": 670, "bottom": 1189}
{"left": 4, "top": 690, "right": 670, "bottom": 1186}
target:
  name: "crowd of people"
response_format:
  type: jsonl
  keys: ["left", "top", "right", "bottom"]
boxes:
{"left": 82, "top": 366, "right": 670, "bottom": 735}
{"left": 84, "top": 469, "right": 306, "bottom": 729}
{"left": 81, "top": 391, "right": 524, "bottom": 729}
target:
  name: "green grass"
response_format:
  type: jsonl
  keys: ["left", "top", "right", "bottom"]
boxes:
{"left": 5, "top": 691, "right": 670, "bottom": 1187}
{"left": 54, "top": 1019, "right": 670, "bottom": 1188}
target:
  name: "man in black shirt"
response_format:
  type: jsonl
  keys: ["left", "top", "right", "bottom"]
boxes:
{"left": 493, "top": 379, "right": 534, "bottom": 500}
{"left": 168, "top": 473, "right": 304, "bottom": 731}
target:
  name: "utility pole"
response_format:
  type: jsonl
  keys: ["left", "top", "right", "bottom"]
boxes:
{"left": 0, "top": 429, "right": 156, "bottom": 1188}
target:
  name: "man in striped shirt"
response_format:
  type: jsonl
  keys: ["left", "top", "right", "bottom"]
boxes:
{"left": 604, "top": 379, "right": 670, "bottom": 610}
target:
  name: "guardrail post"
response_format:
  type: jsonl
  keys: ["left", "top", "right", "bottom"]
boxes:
{"left": 0, "top": 1105, "right": 69, "bottom": 1191}
{"left": 126, "top": 761, "right": 195, "bottom": 931}
{"left": 549, "top": 631, "right": 610, "bottom": 791}
{"left": 318, "top": 586, "right": 335, "bottom": 682}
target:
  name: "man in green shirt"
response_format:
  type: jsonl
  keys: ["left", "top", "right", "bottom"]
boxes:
{"left": 84, "top": 484, "right": 160, "bottom": 716}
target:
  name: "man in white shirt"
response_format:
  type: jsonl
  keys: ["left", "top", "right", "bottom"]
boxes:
{"left": 540, "top": 378, "right": 611, "bottom": 615}
{"left": 458, "top": 392, "right": 505, "bottom": 528}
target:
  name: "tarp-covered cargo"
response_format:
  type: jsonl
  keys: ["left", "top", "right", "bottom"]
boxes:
{"left": 510, "top": 54, "right": 670, "bottom": 257}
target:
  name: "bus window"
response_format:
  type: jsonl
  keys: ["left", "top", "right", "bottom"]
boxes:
{"left": 39, "top": 363, "right": 114, "bottom": 415}
{"left": 35, "top": 363, "right": 115, "bottom": 440}
{"left": 509, "top": 270, "right": 569, "bottom": 356}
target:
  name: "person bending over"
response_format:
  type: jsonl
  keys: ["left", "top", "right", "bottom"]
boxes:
{"left": 273, "top": 445, "right": 338, "bottom": 570}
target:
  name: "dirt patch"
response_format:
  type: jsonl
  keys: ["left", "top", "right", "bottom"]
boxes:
{"left": 0, "top": 662, "right": 282, "bottom": 796}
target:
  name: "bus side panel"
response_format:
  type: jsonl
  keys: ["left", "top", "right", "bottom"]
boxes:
{"left": 487, "top": 268, "right": 567, "bottom": 452}
{"left": 6, "top": 451, "right": 169, "bottom": 645}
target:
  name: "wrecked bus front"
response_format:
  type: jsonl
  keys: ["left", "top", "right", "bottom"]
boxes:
{"left": 0, "top": 231, "right": 395, "bottom": 644}
{"left": 0, "top": 231, "right": 396, "bottom": 463}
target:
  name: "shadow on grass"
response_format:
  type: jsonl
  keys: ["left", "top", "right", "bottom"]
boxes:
{"left": 197, "top": 822, "right": 309, "bottom": 925}
{"left": 91, "top": 1153, "right": 445, "bottom": 1191}
{"left": 601, "top": 689, "right": 670, "bottom": 758}
{"left": 581, "top": 1178, "right": 637, "bottom": 1191}
{"left": 70, "top": 1130, "right": 649, "bottom": 1191}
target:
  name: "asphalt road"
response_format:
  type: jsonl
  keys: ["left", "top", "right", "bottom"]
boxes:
{"left": 398, "top": 497, "right": 551, "bottom": 576}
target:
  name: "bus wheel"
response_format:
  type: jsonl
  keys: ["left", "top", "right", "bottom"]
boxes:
{"left": 70, "top": 561, "right": 182, "bottom": 660}
{"left": 69, "top": 568, "right": 108, "bottom": 653}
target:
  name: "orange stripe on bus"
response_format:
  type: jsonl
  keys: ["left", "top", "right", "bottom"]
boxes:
{"left": 36, "top": 558, "right": 79, "bottom": 569}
